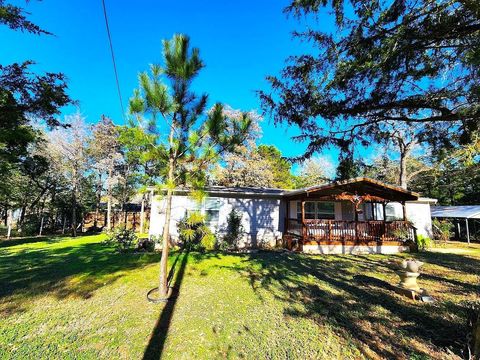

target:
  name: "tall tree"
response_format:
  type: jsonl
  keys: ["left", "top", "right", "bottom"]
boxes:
{"left": 88, "top": 116, "right": 123, "bottom": 230}
{"left": 48, "top": 114, "right": 90, "bottom": 237}
{"left": 212, "top": 108, "right": 277, "bottom": 188}
{"left": 118, "top": 125, "right": 161, "bottom": 234}
{"left": 260, "top": 0, "right": 479, "bottom": 164}
{"left": 257, "top": 145, "right": 296, "bottom": 189}
{"left": 128, "top": 34, "right": 252, "bottom": 298}
{"left": 362, "top": 152, "right": 432, "bottom": 187}
{"left": 213, "top": 145, "right": 276, "bottom": 188}
{"left": 372, "top": 122, "right": 435, "bottom": 188}
{"left": 410, "top": 149, "right": 480, "bottom": 204}
{"left": 295, "top": 156, "right": 334, "bottom": 188}
{"left": 0, "top": 0, "right": 72, "bottom": 212}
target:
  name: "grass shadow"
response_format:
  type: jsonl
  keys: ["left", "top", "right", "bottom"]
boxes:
{"left": 0, "top": 237, "right": 160, "bottom": 310}
{"left": 143, "top": 250, "right": 189, "bottom": 360}
{"left": 227, "top": 251, "right": 477, "bottom": 359}
{"left": 0, "top": 235, "right": 62, "bottom": 248}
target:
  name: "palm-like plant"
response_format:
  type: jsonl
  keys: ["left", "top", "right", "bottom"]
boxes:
{"left": 127, "top": 34, "right": 252, "bottom": 298}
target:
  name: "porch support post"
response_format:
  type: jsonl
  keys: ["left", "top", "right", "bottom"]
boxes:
{"left": 402, "top": 201, "right": 407, "bottom": 221}
{"left": 284, "top": 200, "right": 290, "bottom": 234}
{"left": 354, "top": 202, "right": 358, "bottom": 243}
{"left": 301, "top": 200, "right": 306, "bottom": 241}
{"left": 466, "top": 218, "right": 470, "bottom": 244}
{"left": 382, "top": 202, "right": 387, "bottom": 241}
{"left": 371, "top": 202, "right": 376, "bottom": 220}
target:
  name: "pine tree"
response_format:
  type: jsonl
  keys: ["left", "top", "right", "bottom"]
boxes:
{"left": 128, "top": 34, "right": 252, "bottom": 298}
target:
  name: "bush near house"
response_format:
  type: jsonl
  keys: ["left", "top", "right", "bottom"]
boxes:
{"left": 416, "top": 234, "right": 432, "bottom": 251}
{"left": 220, "top": 209, "right": 244, "bottom": 250}
{"left": 178, "top": 212, "right": 216, "bottom": 251}
{"left": 433, "top": 219, "right": 454, "bottom": 244}
{"left": 105, "top": 226, "right": 138, "bottom": 252}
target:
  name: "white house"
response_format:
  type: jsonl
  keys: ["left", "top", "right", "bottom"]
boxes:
{"left": 149, "top": 178, "right": 436, "bottom": 254}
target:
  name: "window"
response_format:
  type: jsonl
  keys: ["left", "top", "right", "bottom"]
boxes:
{"left": 385, "top": 203, "right": 403, "bottom": 221}
{"left": 185, "top": 199, "right": 202, "bottom": 217}
{"left": 317, "top": 202, "right": 335, "bottom": 219}
{"left": 297, "top": 201, "right": 335, "bottom": 220}
{"left": 185, "top": 197, "right": 222, "bottom": 226}
{"left": 304, "top": 201, "right": 317, "bottom": 219}
{"left": 204, "top": 198, "right": 221, "bottom": 225}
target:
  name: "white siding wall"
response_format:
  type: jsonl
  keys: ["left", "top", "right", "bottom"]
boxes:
{"left": 150, "top": 195, "right": 434, "bottom": 249}
{"left": 150, "top": 194, "right": 283, "bottom": 248}
{"left": 405, "top": 201, "right": 433, "bottom": 237}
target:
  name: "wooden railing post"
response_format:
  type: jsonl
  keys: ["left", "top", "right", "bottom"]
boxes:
{"left": 328, "top": 220, "right": 332, "bottom": 242}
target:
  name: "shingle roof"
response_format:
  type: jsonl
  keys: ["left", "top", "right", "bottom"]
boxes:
{"left": 205, "top": 186, "right": 284, "bottom": 195}
{"left": 283, "top": 177, "right": 419, "bottom": 202}
{"left": 150, "top": 178, "right": 425, "bottom": 201}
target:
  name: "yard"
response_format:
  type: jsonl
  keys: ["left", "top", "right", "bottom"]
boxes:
{"left": 0, "top": 235, "right": 478, "bottom": 360}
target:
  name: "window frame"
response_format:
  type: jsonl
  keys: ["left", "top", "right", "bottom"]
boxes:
{"left": 296, "top": 201, "right": 335, "bottom": 220}
{"left": 203, "top": 197, "right": 221, "bottom": 225}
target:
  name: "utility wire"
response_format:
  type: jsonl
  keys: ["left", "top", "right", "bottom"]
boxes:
{"left": 101, "top": 0, "right": 126, "bottom": 123}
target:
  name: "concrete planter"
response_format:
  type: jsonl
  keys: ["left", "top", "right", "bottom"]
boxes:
{"left": 395, "top": 260, "right": 424, "bottom": 293}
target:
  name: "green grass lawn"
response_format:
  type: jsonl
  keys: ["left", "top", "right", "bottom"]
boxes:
{"left": 0, "top": 235, "right": 478, "bottom": 359}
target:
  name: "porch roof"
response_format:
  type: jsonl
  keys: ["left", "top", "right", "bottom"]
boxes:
{"left": 284, "top": 177, "right": 419, "bottom": 202}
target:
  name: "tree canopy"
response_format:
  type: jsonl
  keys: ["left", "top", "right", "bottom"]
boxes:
{"left": 260, "top": 0, "right": 480, "bottom": 161}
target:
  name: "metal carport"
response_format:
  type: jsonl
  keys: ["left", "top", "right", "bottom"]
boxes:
{"left": 431, "top": 205, "right": 480, "bottom": 244}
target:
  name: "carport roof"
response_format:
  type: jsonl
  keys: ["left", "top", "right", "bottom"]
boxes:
{"left": 430, "top": 205, "right": 480, "bottom": 219}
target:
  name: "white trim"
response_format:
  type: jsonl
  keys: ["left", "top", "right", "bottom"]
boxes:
{"left": 302, "top": 244, "right": 410, "bottom": 255}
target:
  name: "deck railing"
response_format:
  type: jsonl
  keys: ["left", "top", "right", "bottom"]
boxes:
{"left": 285, "top": 218, "right": 416, "bottom": 243}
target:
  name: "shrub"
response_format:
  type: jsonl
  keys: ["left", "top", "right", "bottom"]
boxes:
{"left": 137, "top": 237, "right": 156, "bottom": 252}
{"left": 416, "top": 234, "right": 432, "bottom": 251}
{"left": 392, "top": 227, "right": 410, "bottom": 242}
{"left": 18, "top": 214, "right": 42, "bottom": 236}
{"left": 178, "top": 211, "right": 216, "bottom": 251}
{"left": 105, "top": 226, "right": 137, "bottom": 252}
{"left": 432, "top": 218, "right": 453, "bottom": 244}
{"left": 221, "top": 209, "right": 244, "bottom": 250}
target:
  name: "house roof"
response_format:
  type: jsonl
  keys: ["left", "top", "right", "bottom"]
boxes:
{"left": 430, "top": 205, "right": 480, "bottom": 219}
{"left": 151, "top": 178, "right": 422, "bottom": 202}
{"left": 205, "top": 186, "right": 285, "bottom": 196}
{"left": 153, "top": 186, "right": 285, "bottom": 198}
{"left": 283, "top": 177, "right": 419, "bottom": 202}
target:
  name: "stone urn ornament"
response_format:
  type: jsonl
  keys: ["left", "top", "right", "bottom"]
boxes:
{"left": 392, "top": 259, "right": 434, "bottom": 302}
{"left": 397, "top": 259, "right": 424, "bottom": 292}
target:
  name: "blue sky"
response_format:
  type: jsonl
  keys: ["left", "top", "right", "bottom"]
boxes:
{"left": 3, "top": 0, "right": 345, "bottom": 168}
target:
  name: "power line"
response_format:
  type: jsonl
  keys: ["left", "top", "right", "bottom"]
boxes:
{"left": 101, "top": 0, "right": 126, "bottom": 123}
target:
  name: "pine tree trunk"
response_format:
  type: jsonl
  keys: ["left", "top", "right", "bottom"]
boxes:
{"left": 159, "top": 165, "right": 174, "bottom": 298}
{"left": 159, "top": 126, "right": 176, "bottom": 299}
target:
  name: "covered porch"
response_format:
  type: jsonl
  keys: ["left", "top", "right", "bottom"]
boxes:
{"left": 283, "top": 178, "right": 419, "bottom": 252}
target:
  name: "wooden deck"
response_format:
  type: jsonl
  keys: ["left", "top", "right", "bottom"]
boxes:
{"left": 285, "top": 218, "right": 416, "bottom": 248}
